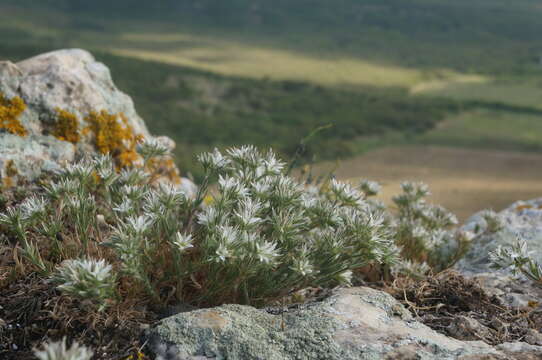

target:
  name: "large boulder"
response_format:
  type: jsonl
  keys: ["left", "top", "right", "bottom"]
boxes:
{"left": 145, "top": 286, "right": 540, "bottom": 360}
{"left": 0, "top": 49, "right": 192, "bottom": 193}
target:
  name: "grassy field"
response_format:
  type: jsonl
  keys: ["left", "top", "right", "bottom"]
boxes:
{"left": 110, "top": 36, "right": 425, "bottom": 88}
{"left": 2, "top": 1, "right": 542, "bottom": 213}
{"left": 413, "top": 79, "right": 542, "bottom": 110}
{"left": 414, "top": 109, "right": 542, "bottom": 152}
{"left": 313, "top": 146, "right": 542, "bottom": 221}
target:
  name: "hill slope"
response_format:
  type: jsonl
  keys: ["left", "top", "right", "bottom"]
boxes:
{"left": 2, "top": 0, "right": 542, "bottom": 73}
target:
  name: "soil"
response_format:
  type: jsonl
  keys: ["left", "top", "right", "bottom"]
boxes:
{"left": 387, "top": 271, "right": 542, "bottom": 345}
{"left": 0, "top": 273, "right": 155, "bottom": 360}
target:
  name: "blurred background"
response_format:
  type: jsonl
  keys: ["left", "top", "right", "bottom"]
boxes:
{"left": 1, "top": 0, "right": 542, "bottom": 220}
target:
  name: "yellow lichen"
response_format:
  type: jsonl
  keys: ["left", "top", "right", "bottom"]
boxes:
{"left": 84, "top": 110, "right": 143, "bottom": 168}
{"left": 53, "top": 108, "right": 80, "bottom": 144}
{"left": 0, "top": 92, "right": 27, "bottom": 137}
{"left": 146, "top": 156, "right": 181, "bottom": 185}
{"left": 2, "top": 160, "right": 18, "bottom": 188}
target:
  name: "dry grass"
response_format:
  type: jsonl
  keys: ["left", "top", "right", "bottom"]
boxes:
{"left": 312, "top": 146, "right": 542, "bottom": 221}
{"left": 104, "top": 32, "right": 476, "bottom": 88}
{"left": 414, "top": 79, "right": 542, "bottom": 110}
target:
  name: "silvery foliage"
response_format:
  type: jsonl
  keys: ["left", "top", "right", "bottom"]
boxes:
{"left": 34, "top": 337, "right": 93, "bottom": 360}
{"left": 52, "top": 258, "right": 117, "bottom": 311}
{"left": 0, "top": 141, "right": 416, "bottom": 307}
{"left": 194, "top": 146, "right": 396, "bottom": 303}
{"left": 490, "top": 239, "right": 542, "bottom": 284}
{"left": 480, "top": 209, "right": 505, "bottom": 234}
{"left": 392, "top": 181, "right": 461, "bottom": 271}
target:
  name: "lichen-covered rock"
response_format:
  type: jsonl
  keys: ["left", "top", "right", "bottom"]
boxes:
{"left": 456, "top": 198, "right": 542, "bottom": 275}
{"left": 0, "top": 49, "right": 192, "bottom": 190}
{"left": 147, "top": 287, "right": 509, "bottom": 360}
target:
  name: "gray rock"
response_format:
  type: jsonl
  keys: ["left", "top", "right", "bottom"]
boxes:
{"left": 0, "top": 49, "right": 194, "bottom": 191}
{"left": 456, "top": 199, "right": 542, "bottom": 275}
{"left": 469, "top": 272, "right": 542, "bottom": 309}
{"left": 147, "top": 286, "right": 506, "bottom": 360}
{"left": 447, "top": 316, "right": 494, "bottom": 343}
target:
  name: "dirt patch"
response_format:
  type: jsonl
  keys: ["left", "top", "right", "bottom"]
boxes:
{"left": 388, "top": 271, "right": 542, "bottom": 345}
{"left": 0, "top": 273, "right": 154, "bottom": 360}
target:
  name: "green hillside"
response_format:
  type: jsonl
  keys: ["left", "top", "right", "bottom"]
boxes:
{"left": 1, "top": 1, "right": 542, "bottom": 179}
{"left": 1, "top": 44, "right": 459, "bottom": 179}
{"left": 3, "top": 0, "right": 542, "bottom": 73}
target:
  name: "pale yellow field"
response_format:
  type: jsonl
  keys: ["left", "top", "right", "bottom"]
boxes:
{"left": 413, "top": 79, "right": 542, "bottom": 110}
{"left": 106, "top": 32, "right": 480, "bottom": 88}
{"left": 312, "top": 146, "right": 542, "bottom": 222}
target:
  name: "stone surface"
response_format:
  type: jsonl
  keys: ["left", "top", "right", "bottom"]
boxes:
{"left": 147, "top": 286, "right": 515, "bottom": 360}
{"left": 456, "top": 198, "right": 542, "bottom": 275}
{"left": 0, "top": 49, "right": 193, "bottom": 191}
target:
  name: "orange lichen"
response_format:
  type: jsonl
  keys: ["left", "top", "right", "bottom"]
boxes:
{"left": 84, "top": 111, "right": 143, "bottom": 168}
{"left": 53, "top": 108, "right": 80, "bottom": 144}
{"left": 2, "top": 160, "right": 18, "bottom": 188}
{"left": 0, "top": 92, "right": 27, "bottom": 136}
{"left": 146, "top": 156, "right": 181, "bottom": 185}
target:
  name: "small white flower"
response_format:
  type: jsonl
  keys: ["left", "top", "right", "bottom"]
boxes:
{"left": 34, "top": 337, "right": 93, "bottom": 360}
{"left": 255, "top": 241, "right": 279, "bottom": 264}
{"left": 291, "top": 258, "right": 314, "bottom": 277}
{"left": 52, "top": 258, "right": 116, "bottom": 310}
{"left": 411, "top": 225, "right": 429, "bottom": 239}
{"left": 97, "top": 166, "right": 118, "bottom": 186}
{"left": 119, "top": 167, "right": 149, "bottom": 185}
{"left": 234, "top": 198, "right": 263, "bottom": 228}
{"left": 172, "top": 232, "right": 194, "bottom": 252}
{"left": 330, "top": 179, "right": 364, "bottom": 206}
{"left": 113, "top": 199, "right": 133, "bottom": 214}
{"left": 227, "top": 145, "right": 258, "bottom": 165}
{"left": 20, "top": 196, "right": 47, "bottom": 219}
{"left": 93, "top": 154, "right": 114, "bottom": 170}
{"left": 360, "top": 180, "right": 381, "bottom": 197}
{"left": 125, "top": 215, "right": 152, "bottom": 236}
{"left": 337, "top": 270, "right": 353, "bottom": 285}
{"left": 218, "top": 175, "right": 249, "bottom": 199}
{"left": 252, "top": 178, "right": 273, "bottom": 196}
{"left": 158, "top": 183, "right": 186, "bottom": 208}
{"left": 197, "top": 207, "right": 222, "bottom": 227}
{"left": 137, "top": 138, "right": 170, "bottom": 159}
{"left": 263, "top": 151, "right": 285, "bottom": 174}
{"left": 198, "top": 148, "right": 231, "bottom": 170}
{"left": 64, "top": 161, "right": 94, "bottom": 181}
{"left": 51, "top": 179, "right": 79, "bottom": 196}
{"left": 217, "top": 225, "right": 239, "bottom": 245}
{"left": 121, "top": 185, "right": 142, "bottom": 199}
{"left": 215, "top": 243, "right": 232, "bottom": 262}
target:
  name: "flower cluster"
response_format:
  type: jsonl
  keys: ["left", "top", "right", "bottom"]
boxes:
{"left": 0, "top": 143, "right": 399, "bottom": 308}
{"left": 391, "top": 181, "right": 464, "bottom": 272}
{"left": 490, "top": 239, "right": 542, "bottom": 284}
{"left": 33, "top": 337, "right": 93, "bottom": 360}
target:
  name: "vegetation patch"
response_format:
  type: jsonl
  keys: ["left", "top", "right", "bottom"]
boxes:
{"left": 0, "top": 144, "right": 472, "bottom": 358}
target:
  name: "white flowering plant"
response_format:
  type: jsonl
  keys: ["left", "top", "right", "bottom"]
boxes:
{"left": 0, "top": 142, "right": 400, "bottom": 308}
{"left": 3, "top": 140, "right": 483, "bottom": 311}
{"left": 391, "top": 181, "right": 467, "bottom": 272}
{"left": 33, "top": 337, "right": 93, "bottom": 360}
{"left": 490, "top": 239, "right": 542, "bottom": 284}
